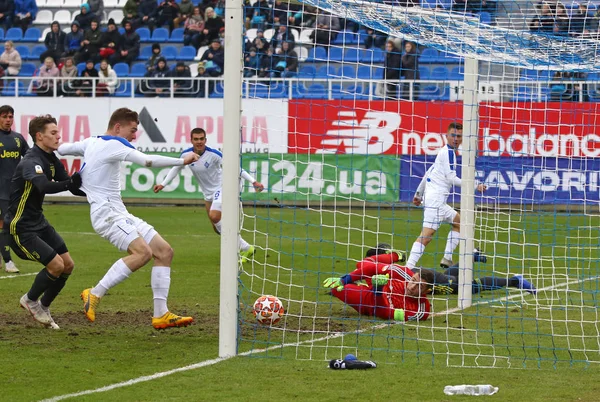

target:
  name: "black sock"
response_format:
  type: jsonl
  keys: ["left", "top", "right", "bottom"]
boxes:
{"left": 27, "top": 269, "right": 58, "bottom": 301}
{"left": 40, "top": 273, "right": 70, "bottom": 308}
{"left": 0, "top": 232, "right": 12, "bottom": 262}
{"left": 472, "top": 277, "right": 509, "bottom": 294}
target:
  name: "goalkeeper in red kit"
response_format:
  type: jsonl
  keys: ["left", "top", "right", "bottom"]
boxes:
{"left": 323, "top": 245, "right": 435, "bottom": 322}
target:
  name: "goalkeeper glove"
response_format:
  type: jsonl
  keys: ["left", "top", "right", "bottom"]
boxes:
{"left": 393, "top": 309, "right": 405, "bottom": 321}
{"left": 371, "top": 273, "right": 389, "bottom": 293}
{"left": 432, "top": 284, "right": 454, "bottom": 295}
{"left": 323, "top": 277, "right": 344, "bottom": 291}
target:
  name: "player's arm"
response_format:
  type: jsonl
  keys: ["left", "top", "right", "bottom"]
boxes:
{"left": 414, "top": 165, "right": 433, "bottom": 206}
{"left": 57, "top": 141, "right": 87, "bottom": 156}
{"left": 154, "top": 165, "right": 184, "bottom": 193}
{"left": 241, "top": 169, "right": 264, "bottom": 192}
{"left": 125, "top": 149, "right": 199, "bottom": 168}
{"left": 23, "top": 161, "right": 82, "bottom": 195}
{"left": 52, "top": 160, "right": 86, "bottom": 197}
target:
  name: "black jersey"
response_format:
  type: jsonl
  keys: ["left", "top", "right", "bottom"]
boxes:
{"left": 0, "top": 129, "right": 29, "bottom": 201}
{"left": 4, "top": 145, "right": 71, "bottom": 233}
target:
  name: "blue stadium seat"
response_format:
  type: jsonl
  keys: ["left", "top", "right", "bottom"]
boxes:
{"left": 431, "top": 66, "right": 449, "bottom": 81}
{"left": 178, "top": 46, "right": 196, "bottom": 61}
{"left": 137, "top": 46, "right": 153, "bottom": 60}
{"left": 209, "top": 81, "right": 224, "bottom": 98}
{"left": 305, "top": 46, "right": 327, "bottom": 62}
{"left": 15, "top": 45, "right": 29, "bottom": 60}
{"left": 437, "top": 51, "right": 461, "bottom": 64}
{"left": 30, "top": 45, "right": 46, "bottom": 60}
{"left": 114, "top": 81, "right": 132, "bottom": 97}
{"left": 0, "top": 28, "right": 4, "bottom": 41}
{"left": 23, "top": 27, "right": 41, "bottom": 42}
{"left": 162, "top": 46, "right": 178, "bottom": 60}
{"left": 292, "top": 83, "right": 328, "bottom": 99}
{"left": 520, "top": 69, "right": 552, "bottom": 81}
{"left": 339, "top": 65, "right": 356, "bottom": 79}
{"left": 332, "top": 84, "right": 368, "bottom": 100}
{"left": 2, "top": 82, "right": 26, "bottom": 96}
{"left": 130, "top": 63, "right": 147, "bottom": 77}
{"left": 419, "top": 66, "right": 431, "bottom": 80}
{"left": 169, "top": 27, "right": 184, "bottom": 42}
{"left": 419, "top": 84, "right": 450, "bottom": 100}
{"left": 512, "top": 86, "right": 536, "bottom": 101}
{"left": 343, "top": 47, "right": 359, "bottom": 63}
{"left": 357, "top": 65, "right": 372, "bottom": 79}
{"left": 244, "top": 82, "right": 287, "bottom": 98}
{"left": 151, "top": 28, "right": 169, "bottom": 42}
{"left": 316, "top": 65, "right": 336, "bottom": 78}
{"left": 479, "top": 12, "right": 492, "bottom": 24}
{"left": 113, "top": 62, "right": 129, "bottom": 77}
{"left": 359, "top": 48, "right": 384, "bottom": 63}
{"left": 118, "top": 27, "right": 125, "bottom": 35}
{"left": 328, "top": 47, "right": 343, "bottom": 62}
{"left": 6, "top": 27, "right": 23, "bottom": 41}
{"left": 77, "top": 62, "right": 86, "bottom": 74}
{"left": 19, "top": 62, "right": 36, "bottom": 76}
{"left": 333, "top": 31, "right": 359, "bottom": 45}
{"left": 449, "top": 66, "right": 464, "bottom": 80}
{"left": 297, "top": 65, "right": 316, "bottom": 79}
{"left": 419, "top": 48, "right": 438, "bottom": 63}
{"left": 136, "top": 27, "right": 151, "bottom": 42}
{"left": 373, "top": 66, "right": 384, "bottom": 79}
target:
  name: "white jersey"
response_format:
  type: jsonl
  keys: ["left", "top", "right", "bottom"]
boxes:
{"left": 416, "top": 144, "right": 461, "bottom": 204}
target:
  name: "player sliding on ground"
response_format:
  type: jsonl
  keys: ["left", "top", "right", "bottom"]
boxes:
{"left": 57, "top": 108, "right": 199, "bottom": 330}
{"left": 153, "top": 128, "right": 264, "bottom": 263}
{"left": 407, "top": 122, "right": 487, "bottom": 270}
{"left": 323, "top": 246, "right": 537, "bottom": 321}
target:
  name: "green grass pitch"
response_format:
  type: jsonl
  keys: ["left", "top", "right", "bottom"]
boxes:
{"left": 1, "top": 204, "right": 599, "bottom": 401}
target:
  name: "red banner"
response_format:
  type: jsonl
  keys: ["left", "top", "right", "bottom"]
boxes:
{"left": 288, "top": 101, "right": 600, "bottom": 157}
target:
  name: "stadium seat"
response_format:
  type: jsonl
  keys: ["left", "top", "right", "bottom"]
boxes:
{"left": 19, "top": 62, "right": 37, "bottom": 76}
{"left": 15, "top": 45, "right": 29, "bottom": 59}
{"left": 108, "top": 9, "right": 124, "bottom": 24}
{"left": 178, "top": 46, "right": 196, "bottom": 60}
{"left": 130, "top": 63, "right": 147, "bottom": 77}
{"left": 2, "top": 82, "right": 27, "bottom": 96}
{"left": 332, "top": 84, "right": 369, "bottom": 100}
{"left": 339, "top": 65, "right": 356, "bottom": 79}
{"left": 114, "top": 81, "right": 132, "bottom": 97}
{"left": 244, "top": 82, "right": 287, "bottom": 99}
{"left": 151, "top": 28, "right": 169, "bottom": 42}
{"left": 359, "top": 48, "right": 384, "bottom": 63}
{"left": 63, "top": 0, "right": 82, "bottom": 7}
{"left": 437, "top": 51, "right": 461, "bottom": 63}
{"left": 292, "top": 83, "right": 328, "bottom": 99}
{"left": 316, "top": 65, "right": 336, "bottom": 78}
{"left": 113, "top": 62, "right": 129, "bottom": 77}
{"left": 295, "top": 46, "right": 308, "bottom": 62}
{"left": 138, "top": 45, "right": 153, "bottom": 60}
{"left": 419, "top": 66, "right": 431, "bottom": 80}
{"left": 479, "top": 12, "right": 492, "bottom": 24}
{"left": 39, "top": 27, "right": 50, "bottom": 42}
{"left": 162, "top": 45, "right": 178, "bottom": 60}
{"left": 76, "top": 62, "right": 86, "bottom": 74}
{"left": 169, "top": 28, "right": 184, "bottom": 42}
{"left": 262, "top": 28, "right": 274, "bottom": 41}
{"left": 195, "top": 45, "right": 208, "bottom": 60}
{"left": 297, "top": 65, "right": 316, "bottom": 79}
{"left": 419, "top": 84, "right": 450, "bottom": 100}
{"left": 305, "top": 46, "right": 327, "bottom": 62}
{"left": 333, "top": 31, "right": 359, "bottom": 45}
{"left": 136, "top": 27, "right": 151, "bottom": 42}
{"left": 30, "top": 45, "right": 46, "bottom": 60}
{"left": 328, "top": 47, "right": 343, "bottom": 62}
{"left": 419, "top": 48, "right": 438, "bottom": 63}
{"left": 53, "top": 10, "right": 71, "bottom": 24}
{"left": 36, "top": 10, "right": 53, "bottom": 25}
{"left": 105, "top": 0, "right": 119, "bottom": 6}
{"left": 36, "top": 0, "right": 45, "bottom": 6}
{"left": 23, "top": 27, "right": 41, "bottom": 42}
{"left": 208, "top": 81, "right": 224, "bottom": 98}
{"left": 431, "top": 66, "right": 449, "bottom": 81}
{"left": 290, "top": 28, "right": 299, "bottom": 43}
{"left": 45, "top": 0, "right": 62, "bottom": 6}
{"left": 245, "top": 28, "right": 257, "bottom": 43}
{"left": 6, "top": 27, "right": 23, "bottom": 41}
{"left": 373, "top": 66, "right": 384, "bottom": 79}
{"left": 298, "top": 29, "right": 313, "bottom": 44}
{"left": 512, "top": 86, "right": 536, "bottom": 101}
{"left": 343, "top": 47, "right": 359, "bottom": 63}
{"left": 449, "top": 66, "right": 464, "bottom": 80}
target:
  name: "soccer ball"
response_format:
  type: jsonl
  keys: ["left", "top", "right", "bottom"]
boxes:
{"left": 253, "top": 295, "right": 285, "bottom": 325}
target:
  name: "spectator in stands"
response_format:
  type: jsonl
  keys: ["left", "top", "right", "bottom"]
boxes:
{"left": 258, "top": 46, "right": 276, "bottom": 77}
{"left": 64, "top": 21, "right": 84, "bottom": 58}
{"left": 300, "top": 6, "right": 317, "bottom": 28}
{"left": 569, "top": 4, "right": 594, "bottom": 36}
{"left": 384, "top": 40, "right": 401, "bottom": 99}
{"left": 123, "top": 0, "right": 139, "bottom": 24}
{"left": 145, "top": 43, "right": 161, "bottom": 71}
{"left": 400, "top": 41, "right": 419, "bottom": 100}
{"left": 76, "top": 19, "right": 102, "bottom": 64}
{"left": 110, "top": 20, "right": 140, "bottom": 65}
{"left": 554, "top": 3, "right": 569, "bottom": 35}
{"left": 183, "top": 6, "right": 204, "bottom": 46}
{"left": 193, "top": 61, "right": 213, "bottom": 97}
{"left": 218, "top": 26, "right": 225, "bottom": 46}
{"left": 156, "top": 0, "right": 179, "bottom": 31}
{"left": 75, "top": 4, "right": 97, "bottom": 31}
{"left": 97, "top": 59, "right": 118, "bottom": 96}
{"left": 193, "top": 7, "right": 224, "bottom": 48}
{"left": 40, "top": 21, "right": 66, "bottom": 64}
{"left": 138, "top": 0, "right": 158, "bottom": 30}
{"left": 174, "top": 0, "right": 193, "bottom": 28}
{"left": 0, "top": 0, "right": 14, "bottom": 30}
{"left": 0, "top": 40, "right": 21, "bottom": 76}
{"left": 74, "top": 59, "right": 98, "bottom": 96}
{"left": 171, "top": 61, "right": 192, "bottom": 97}
{"left": 250, "top": 0, "right": 270, "bottom": 29}
{"left": 87, "top": 0, "right": 104, "bottom": 21}
{"left": 364, "top": 28, "right": 386, "bottom": 50}
{"left": 270, "top": 23, "right": 295, "bottom": 53}
{"left": 254, "top": 29, "right": 268, "bottom": 48}
{"left": 33, "top": 56, "right": 59, "bottom": 96}
{"left": 273, "top": 40, "right": 297, "bottom": 77}
{"left": 287, "top": 3, "right": 302, "bottom": 28}
{"left": 272, "top": 0, "right": 288, "bottom": 26}
{"left": 243, "top": 46, "right": 260, "bottom": 77}
{"left": 141, "top": 56, "right": 170, "bottom": 97}
{"left": 310, "top": 11, "right": 340, "bottom": 48}
{"left": 529, "top": 2, "right": 555, "bottom": 33}
{"left": 58, "top": 56, "right": 77, "bottom": 96}
{"left": 99, "top": 18, "right": 121, "bottom": 60}
{"left": 13, "top": 0, "right": 36, "bottom": 32}
{"left": 200, "top": 39, "right": 224, "bottom": 76}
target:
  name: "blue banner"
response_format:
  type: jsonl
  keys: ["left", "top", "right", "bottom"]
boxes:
{"left": 399, "top": 156, "right": 600, "bottom": 204}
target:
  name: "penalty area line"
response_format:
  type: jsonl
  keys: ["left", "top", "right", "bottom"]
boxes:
{"left": 40, "top": 274, "right": 598, "bottom": 402}
{"left": 0, "top": 272, "right": 37, "bottom": 280}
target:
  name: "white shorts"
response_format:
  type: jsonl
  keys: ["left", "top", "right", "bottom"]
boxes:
{"left": 422, "top": 200, "right": 457, "bottom": 231}
{"left": 209, "top": 188, "right": 222, "bottom": 212}
{"left": 91, "top": 204, "right": 157, "bottom": 251}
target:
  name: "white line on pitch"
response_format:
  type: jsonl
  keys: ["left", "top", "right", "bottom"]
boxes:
{"left": 40, "top": 275, "right": 598, "bottom": 402}
{"left": 60, "top": 231, "right": 214, "bottom": 238}
{"left": 0, "top": 273, "right": 36, "bottom": 280}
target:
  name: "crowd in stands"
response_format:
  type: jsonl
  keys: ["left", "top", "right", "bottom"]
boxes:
{"left": 530, "top": 1, "right": 600, "bottom": 37}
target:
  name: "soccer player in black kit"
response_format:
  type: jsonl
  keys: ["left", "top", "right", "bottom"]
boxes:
{"left": 4, "top": 115, "right": 84, "bottom": 329}
{"left": 0, "top": 105, "right": 29, "bottom": 273}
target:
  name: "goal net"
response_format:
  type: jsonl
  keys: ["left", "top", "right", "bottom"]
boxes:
{"left": 233, "top": 0, "right": 600, "bottom": 368}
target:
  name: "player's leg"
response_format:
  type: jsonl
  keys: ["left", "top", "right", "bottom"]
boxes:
{"left": 204, "top": 200, "right": 219, "bottom": 234}
{"left": 209, "top": 189, "right": 254, "bottom": 262}
{"left": 0, "top": 200, "right": 18, "bottom": 273}
{"left": 407, "top": 227, "right": 436, "bottom": 269}
{"left": 331, "top": 284, "right": 378, "bottom": 317}
{"left": 444, "top": 266, "right": 536, "bottom": 295}
{"left": 440, "top": 208, "right": 460, "bottom": 268}
{"left": 147, "top": 232, "right": 194, "bottom": 329}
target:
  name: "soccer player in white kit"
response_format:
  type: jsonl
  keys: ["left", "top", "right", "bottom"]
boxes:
{"left": 406, "top": 122, "right": 487, "bottom": 270}
{"left": 57, "top": 108, "right": 200, "bottom": 329}
{"left": 153, "top": 128, "right": 264, "bottom": 263}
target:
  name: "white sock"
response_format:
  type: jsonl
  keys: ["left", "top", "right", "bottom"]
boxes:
{"left": 214, "top": 220, "right": 222, "bottom": 234}
{"left": 239, "top": 236, "right": 250, "bottom": 252}
{"left": 444, "top": 231, "right": 460, "bottom": 261}
{"left": 407, "top": 242, "right": 425, "bottom": 269}
{"left": 151, "top": 266, "right": 171, "bottom": 317}
{"left": 92, "top": 259, "right": 132, "bottom": 297}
